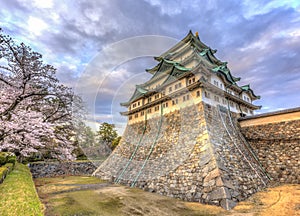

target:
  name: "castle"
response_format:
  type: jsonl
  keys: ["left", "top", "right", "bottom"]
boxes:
{"left": 120, "top": 30, "right": 260, "bottom": 123}
{"left": 93, "top": 31, "right": 299, "bottom": 210}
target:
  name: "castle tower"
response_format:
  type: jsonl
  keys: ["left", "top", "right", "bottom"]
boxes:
{"left": 93, "top": 31, "right": 269, "bottom": 209}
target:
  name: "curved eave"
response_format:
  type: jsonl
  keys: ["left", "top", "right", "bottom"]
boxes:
{"left": 146, "top": 58, "right": 181, "bottom": 74}
{"left": 198, "top": 47, "right": 221, "bottom": 65}
{"left": 212, "top": 68, "right": 237, "bottom": 86}
{"left": 158, "top": 30, "right": 210, "bottom": 60}
{"left": 120, "top": 85, "right": 149, "bottom": 107}
{"left": 241, "top": 84, "right": 260, "bottom": 100}
{"left": 160, "top": 65, "right": 191, "bottom": 87}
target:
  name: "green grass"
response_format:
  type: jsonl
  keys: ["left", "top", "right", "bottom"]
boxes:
{"left": 0, "top": 163, "right": 44, "bottom": 216}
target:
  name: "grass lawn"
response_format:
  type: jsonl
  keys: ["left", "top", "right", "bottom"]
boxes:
{"left": 0, "top": 163, "right": 44, "bottom": 216}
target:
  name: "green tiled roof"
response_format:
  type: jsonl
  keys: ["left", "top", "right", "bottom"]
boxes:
{"left": 241, "top": 84, "right": 261, "bottom": 99}
{"left": 120, "top": 85, "right": 149, "bottom": 106}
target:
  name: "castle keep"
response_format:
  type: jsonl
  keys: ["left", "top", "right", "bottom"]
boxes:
{"left": 94, "top": 31, "right": 273, "bottom": 209}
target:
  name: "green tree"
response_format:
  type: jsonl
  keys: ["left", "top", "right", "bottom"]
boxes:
{"left": 97, "top": 122, "right": 118, "bottom": 150}
{"left": 111, "top": 136, "right": 122, "bottom": 150}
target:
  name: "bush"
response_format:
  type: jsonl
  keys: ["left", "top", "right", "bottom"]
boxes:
{"left": 0, "top": 152, "right": 16, "bottom": 166}
{"left": 0, "top": 152, "right": 9, "bottom": 166}
{"left": 7, "top": 155, "right": 16, "bottom": 165}
{"left": 0, "top": 163, "right": 14, "bottom": 183}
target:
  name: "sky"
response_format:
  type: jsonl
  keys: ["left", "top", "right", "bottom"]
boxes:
{"left": 1, "top": 0, "right": 300, "bottom": 134}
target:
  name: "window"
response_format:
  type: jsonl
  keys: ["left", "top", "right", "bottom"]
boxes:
{"left": 222, "top": 99, "right": 226, "bottom": 105}
{"left": 204, "top": 91, "right": 210, "bottom": 98}
{"left": 155, "top": 94, "right": 159, "bottom": 99}
{"left": 132, "top": 103, "right": 136, "bottom": 108}
{"left": 192, "top": 77, "right": 195, "bottom": 83}
{"left": 188, "top": 79, "right": 192, "bottom": 85}
{"left": 172, "top": 99, "right": 178, "bottom": 105}
{"left": 214, "top": 95, "right": 219, "bottom": 102}
{"left": 147, "top": 108, "right": 152, "bottom": 113}
{"left": 141, "top": 111, "right": 144, "bottom": 116}
{"left": 230, "top": 101, "right": 234, "bottom": 107}
{"left": 186, "top": 95, "right": 190, "bottom": 100}
{"left": 162, "top": 91, "right": 165, "bottom": 96}
{"left": 134, "top": 113, "right": 139, "bottom": 118}
{"left": 154, "top": 106, "right": 160, "bottom": 111}
{"left": 138, "top": 101, "right": 140, "bottom": 106}
{"left": 183, "top": 96, "right": 186, "bottom": 101}
{"left": 169, "top": 86, "right": 172, "bottom": 92}
{"left": 220, "top": 83, "right": 223, "bottom": 89}
{"left": 175, "top": 83, "right": 182, "bottom": 90}
{"left": 213, "top": 80, "right": 218, "bottom": 87}
{"left": 196, "top": 91, "right": 200, "bottom": 97}
{"left": 148, "top": 97, "right": 152, "bottom": 103}
{"left": 165, "top": 102, "right": 168, "bottom": 107}
{"left": 129, "top": 116, "right": 132, "bottom": 120}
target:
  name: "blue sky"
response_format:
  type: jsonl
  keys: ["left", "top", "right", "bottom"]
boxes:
{"left": 1, "top": 0, "right": 300, "bottom": 133}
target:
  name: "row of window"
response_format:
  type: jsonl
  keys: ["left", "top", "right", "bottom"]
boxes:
{"left": 188, "top": 77, "right": 196, "bottom": 85}
{"left": 131, "top": 77, "right": 198, "bottom": 110}
{"left": 204, "top": 90, "right": 253, "bottom": 114}
{"left": 243, "top": 95, "right": 250, "bottom": 102}
{"left": 213, "top": 80, "right": 223, "bottom": 89}
{"left": 129, "top": 90, "right": 201, "bottom": 120}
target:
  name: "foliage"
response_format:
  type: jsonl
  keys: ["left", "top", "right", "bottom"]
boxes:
{"left": 74, "top": 122, "right": 96, "bottom": 148}
{"left": 0, "top": 163, "right": 13, "bottom": 182}
{"left": 0, "top": 152, "right": 8, "bottom": 165}
{"left": 0, "top": 152, "right": 15, "bottom": 166}
{"left": 0, "top": 29, "right": 83, "bottom": 161}
{"left": 96, "top": 122, "right": 119, "bottom": 150}
{"left": 0, "top": 163, "right": 44, "bottom": 215}
{"left": 111, "top": 136, "right": 122, "bottom": 150}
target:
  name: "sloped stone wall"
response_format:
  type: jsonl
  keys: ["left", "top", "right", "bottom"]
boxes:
{"left": 240, "top": 120, "right": 300, "bottom": 184}
{"left": 29, "top": 161, "right": 98, "bottom": 178}
{"left": 93, "top": 102, "right": 268, "bottom": 209}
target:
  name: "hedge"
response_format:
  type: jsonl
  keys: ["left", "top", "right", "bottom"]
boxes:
{"left": 0, "top": 163, "right": 44, "bottom": 215}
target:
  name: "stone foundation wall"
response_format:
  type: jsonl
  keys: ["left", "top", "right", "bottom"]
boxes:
{"left": 29, "top": 161, "right": 98, "bottom": 178}
{"left": 240, "top": 119, "right": 300, "bottom": 184}
{"left": 94, "top": 102, "right": 269, "bottom": 209}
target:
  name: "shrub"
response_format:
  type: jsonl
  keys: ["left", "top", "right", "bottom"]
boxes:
{"left": 0, "top": 152, "right": 16, "bottom": 166}
{"left": 7, "top": 155, "right": 16, "bottom": 165}
{"left": 0, "top": 163, "right": 14, "bottom": 183}
{"left": 0, "top": 152, "right": 9, "bottom": 166}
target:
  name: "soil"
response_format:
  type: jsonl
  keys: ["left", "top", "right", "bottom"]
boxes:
{"left": 34, "top": 176, "right": 300, "bottom": 216}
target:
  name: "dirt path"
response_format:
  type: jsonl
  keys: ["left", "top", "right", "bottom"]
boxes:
{"left": 34, "top": 176, "right": 300, "bottom": 216}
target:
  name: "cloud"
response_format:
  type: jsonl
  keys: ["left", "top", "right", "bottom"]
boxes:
{"left": 1, "top": 0, "right": 300, "bottom": 134}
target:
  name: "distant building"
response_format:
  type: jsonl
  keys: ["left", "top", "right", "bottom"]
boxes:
{"left": 121, "top": 31, "right": 260, "bottom": 124}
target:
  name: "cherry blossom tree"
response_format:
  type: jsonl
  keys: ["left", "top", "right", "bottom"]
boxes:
{"left": 0, "top": 29, "right": 83, "bottom": 161}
